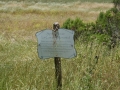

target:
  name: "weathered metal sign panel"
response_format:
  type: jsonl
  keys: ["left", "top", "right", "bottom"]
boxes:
{"left": 36, "top": 29, "right": 76, "bottom": 59}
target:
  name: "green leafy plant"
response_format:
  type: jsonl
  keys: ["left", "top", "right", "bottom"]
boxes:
{"left": 62, "top": 6, "right": 120, "bottom": 46}
{"left": 62, "top": 18, "right": 87, "bottom": 40}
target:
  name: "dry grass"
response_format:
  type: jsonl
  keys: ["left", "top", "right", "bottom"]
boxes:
{"left": 0, "top": 1, "right": 113, "bottom": 37}
{"left": 0, "top": 1, "right": 113, "bottom": 23}
{"left": 1, "top": 1, "right": 120, "bottom": 90}
{"left": 0, "top": 1, "right": 114, "bottom": 58}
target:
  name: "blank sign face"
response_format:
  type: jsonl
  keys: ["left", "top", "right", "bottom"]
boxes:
{"left": 36, "top": 29, "right": 76, "bottom": 59}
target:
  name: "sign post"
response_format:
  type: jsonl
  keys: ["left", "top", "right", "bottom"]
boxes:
{"left": 53, "top": 22, "right": 62, "bottom": 90}
{"left": 36, "top": 22, "right": 76, "bottom": 90}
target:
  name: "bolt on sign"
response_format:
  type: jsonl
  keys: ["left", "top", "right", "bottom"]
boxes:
{"left": 36, "top": 29, "right": 76, "bottom": 59}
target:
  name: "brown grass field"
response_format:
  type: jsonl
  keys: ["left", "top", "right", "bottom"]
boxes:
{"left": 0, "top": 1, "right": 113, "bottom": 41}
{"left": 1, "top": 1, "right": 120, "bottom": 90}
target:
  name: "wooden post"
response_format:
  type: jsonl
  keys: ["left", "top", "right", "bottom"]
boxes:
{"left": 54, "top": 57, "right": 62, "bottom": 90}
{"left": 53, "top": 22, "right": 62, "bottom": 90}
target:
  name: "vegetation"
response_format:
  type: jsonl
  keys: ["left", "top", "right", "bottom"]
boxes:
{"left": 0, "top": 0, "right": 113, "bottom": 3}
{"left": 0, "top": 0, "right": 120, "bottom": 90}
{"left": 62, "top": 7, "right": 120, "bottom": 48}
{"left": 113, "top": 0, "right": 120, "bottom": 9}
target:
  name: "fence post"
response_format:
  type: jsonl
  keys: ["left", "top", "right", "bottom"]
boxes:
{"left": 53, "top": 22, "right": 62, "bottom": 90}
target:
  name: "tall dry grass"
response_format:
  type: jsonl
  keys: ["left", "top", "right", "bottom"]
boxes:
{"left": 1, "top": 1, "right": 120, "bottom": 90}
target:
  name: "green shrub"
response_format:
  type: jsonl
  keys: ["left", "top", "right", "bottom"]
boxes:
{"left": 62, "top": 7, "right": 120, "bottom": 45}
{"left": 62, "top": 18, "right": 87, "bottom": 40}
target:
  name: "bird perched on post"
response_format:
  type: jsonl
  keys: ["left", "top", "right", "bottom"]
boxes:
{"left": 53, "top": 22, "right": 60, "bottom": 32}
{"left": 52, "top": 22, "right": 60, "bottom": 45}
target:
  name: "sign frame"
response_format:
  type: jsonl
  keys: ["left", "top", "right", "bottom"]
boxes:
{"left": 36, "top": 29, "right": 76, "bottom": 59}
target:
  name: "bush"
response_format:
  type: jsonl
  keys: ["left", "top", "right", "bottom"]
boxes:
{"left": 62, "top": 18, "right": 87, "bottom": 40}
{"left": 96, "top": 8, "right": 120, "bottom": 46}
{"left": 62, "top": 7, "right": 120, "bottom": 45}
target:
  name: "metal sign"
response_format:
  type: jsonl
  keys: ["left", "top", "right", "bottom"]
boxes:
{"left": 36, "top": 29, "right": 76, "bottom": 59}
